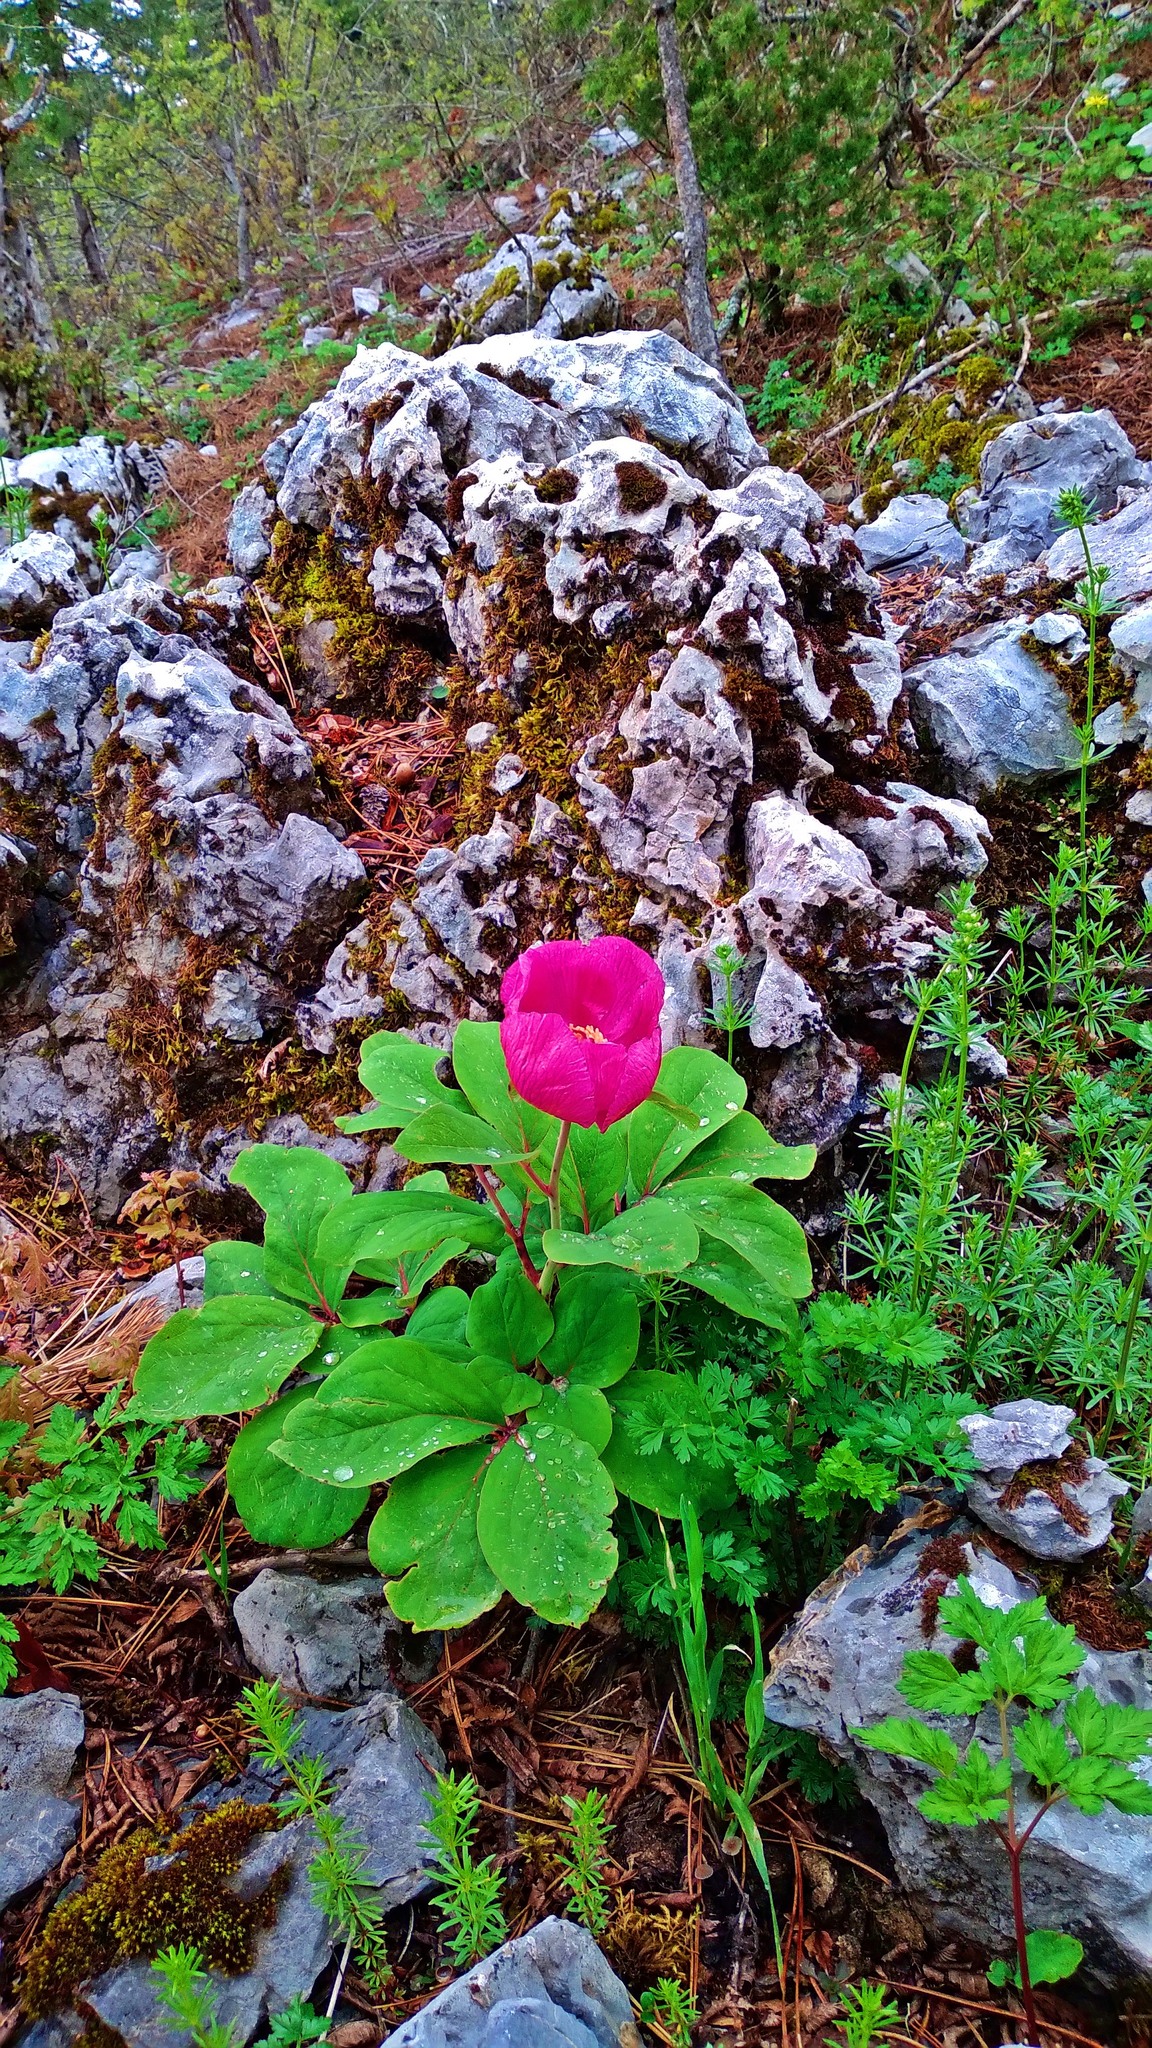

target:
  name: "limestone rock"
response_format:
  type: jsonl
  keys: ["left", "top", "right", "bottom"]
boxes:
{"left": 854, "top": 494, "right": 967, "bottom": 576}
{"left": 233, "top": 1568, "right": 424, "bottom": 1700}
{"left": 382, "top": 1918, "right": 641, "bottom": 2048}
{"left": 0, "top": 1689, "right": 85, "bottom": 1911}
{"left": 908, "top": 620, "right": 1080, "bottom": 797}
{"left": 963, "top": 409, "right": 1151, "bottom": 560}
{"left": 295, "top": 919, "right": 387, "bottom": 1053}
{"left": 958, "top": 1399, "right": 1127, "bottom": 1560}
{"left": 226, "top": 482, "right": 278, "bottom": 579}
{"left": 435, "top": 222, "right": 618, "bottom": 351}
{"left": 0, "top": 533, "right": 86, "bottom": 628}
{"left": 832, "top": 782, "right": 991, "bottom": 896}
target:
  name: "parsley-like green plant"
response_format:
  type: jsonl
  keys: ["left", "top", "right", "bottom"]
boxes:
{"left": 0, "top": 1382, "right": 209, "bottom": 1594}
{"left": 557, "top": 1788, "right": 613, "bottom": 1935}
{"left": 238, "top": 1679, "right": 391, "bottom": 2001}
{"left": 264, "top": 1997, "right": 330, "bottom": 2048}
{"left": 425, "top": 1770, "right": 508, "bottom": 1966}
{"left": 132, "top": 1015, "right": 815, "bottom": 1631}
{"left": 703, "top": 942, "right": 756, "bottom": 1063}
{"left": 854, "top": 1578, "right": 1152, "bottom": 2039}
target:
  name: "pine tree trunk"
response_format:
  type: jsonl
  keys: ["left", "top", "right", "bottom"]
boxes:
{"left": 652, "top": 0, "right": 720, "bottom": 371}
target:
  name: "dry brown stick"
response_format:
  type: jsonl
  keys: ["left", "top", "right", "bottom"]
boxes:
{"left": 922, "top": 0, "right": 1032, "bottom": 114}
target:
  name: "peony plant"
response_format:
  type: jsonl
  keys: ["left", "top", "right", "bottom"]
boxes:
{"left": 133, "top": 938, "right": 815, "bottom": 1628}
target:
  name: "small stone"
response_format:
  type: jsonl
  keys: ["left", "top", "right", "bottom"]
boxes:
{"left": 960, "top": 1398, "right": 1076, "bottom": 1474}
{"left": 233, "top": 1568, "right": 434, "bottom": 1699}
{"left": 490, "top": 753, "right": 528, "bottom": 795}
{"left": 854, "top": 494, "right": 967, "bottom": 576}
{"left": 466, "top": 721, "right": 499, "bottom": 751}
{"left": 351, "top": 287, "right": 380, "bottom": 318}
{"left": 0, "top": 1689, "right": 85, "bottom": 1911}
{"left": 381, "top": 1917, "right": 640, "bottom": 2047}
{"left": 588, "top": 123, "right": 640, "bottom": 157}
{"left": 1126, "top": 791, "right": 1152, "bottom": 826}
{"left": 301, "top": 325, "right": 337, "bottom": 351}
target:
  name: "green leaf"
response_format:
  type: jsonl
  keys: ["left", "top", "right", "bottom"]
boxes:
{"left": 1013, "top": 1709, "right": 1074, "bottom": 1791}
{"left": 601, "top": 1372, "right": 738, "bottom": 1516}
{"left": 1025, "top": 1929, "right": 1084, "bottom": 1986}
{"left": 202, "top": 1241, "right": 274, "bottom": 1299}
{"left": 664, "top": 1109, "right": 815, "bottom": 1185}
{"left": 273, "top": 1396, "right": 491, "bottom": 1487}
{"left": 406, "top": 1286, "right": 471, "bottom": 1356}
{"left": 661, "top": 1178, "right": 812, "bottom": 1297}
{"left": 354, "top": 1239, "right": 467, "bottom": 1300}
{"left": 466, "top": 1265, "right": 553, "bottom": 1367}
{"left": 339, "top": 1030, "right": 465, "bottom": 1132}
{"left": 133, "top": 1296, "right": 320, "bottom": 1419}
{"left": 542, "top": 1199, "right": 699, "bottom": 1275}
{"left": 678, "top": 1237, "right": 805, "bottom": 1331}
{"left": 852, "top": 1716, "right": 960, "bottom": 1774}
{"left": 898, "top": 1649, "right": 996, "bottom": 1717}
{"left": 991, "top": 1929, "right": 1084, "bottom": 1991}
{"left": 316, "top": 1338, "right": 520, "bottom": 1423}
{"left": 1058, "top": 1753, "right": 1152, "bottom": 1815}
{"left": 316, "top": 1186, "right": 507, "bottom": 1273}
{"left": 540, "top": 1268, "right": 640, "bottom": 1386}
{"left": 918, "top": 1747, "right": 1011, "bottom": 1826}
{"left": 229, "top": 1145, "right": 356, "bottom": 1312}
{"left": 1114, "top": 1018, "right": 1152, "bottom": 1056}
{"left": 1064, "top": 1688, "right": 1152, "bottom": 1762}
{"left": 537, "top": 1379, "right": 613, "bottom": 1453}
{"left": 227, "top": 1387, "right": 368, "bottom": 1547}
{"left": 627, "top": 1048, "right": 747, "bottom": 1194}
{"left": 369, "top": 1446, "right": 501, "bottom": 1631}
{"left": 338, "top": 1290, "right": 411, "bottom": 1327}
{"left": 477, "top": 1418, "right": 618, "bottom": 1626}
{"left": 395, "top": 1103, "right": 532, "bottom": 1167}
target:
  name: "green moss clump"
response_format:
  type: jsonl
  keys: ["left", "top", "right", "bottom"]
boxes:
{"left": 23, "top": 1800, "right": 285, "bottom": 2019}
{"left": 532, "top": 466, "right": 578, "bottom": 505}
{"left": 955, "top": 351, "right": 1005, "bottom": 410}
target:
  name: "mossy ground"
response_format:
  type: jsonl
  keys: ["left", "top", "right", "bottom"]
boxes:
{"left": 22, "top": 1800, "right": 285, "bottom": 2019}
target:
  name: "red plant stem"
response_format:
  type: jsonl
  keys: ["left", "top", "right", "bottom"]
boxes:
{"left": 474, "top": 1168, "right": 540, "bottom": 1284}
{"left": 1007, "top": 1834, "right": 1038, "bottom": 2041}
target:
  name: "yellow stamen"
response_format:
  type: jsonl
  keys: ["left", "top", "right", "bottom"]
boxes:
{"left": 571, "top": 1023, "right": 608, "bottom": 1043}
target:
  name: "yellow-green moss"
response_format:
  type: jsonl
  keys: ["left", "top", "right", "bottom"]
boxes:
{"left": 264, "top": 523, "right": 438, "bottom": 720}
{"left": 23, "top": 1800, "right": 284, "bottom": 2019}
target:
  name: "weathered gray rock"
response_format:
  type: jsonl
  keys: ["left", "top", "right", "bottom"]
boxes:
{"left": 854, "top": 494, "right": 967, "bottom": 575}
{"left": 763, "top": 1521, "right": 1152, "bottom": 1986}
{"left": 296, "top": 919, "right": 387, "bottom": 1053}
{"left": 577, "top": 643, "right": 752, "bottom": 910}
{"left": 761, "top": 1029, "right": 864, "bottom": 1151}
{"left": 958, "top": 1399, "right": 1127, "bottom": 1560}
{"left": 1045, "top": 488, "right": 1152, "bottom": 606}
{"left": 234, "top": 1569, "right": 417, "bottom": 1700}
{"left": 0, "top": 1032, "right": 164, "bottom": 1216}
{"left": 382, "top": 1918, "right": 641, "bottom": 2048}
{"left": 0, "top": 1689, "right": 85, "bottom": 1910}
{"left": 226, "top": 482, "right": 278, "bottom": 579}
{"left": 908, "top": 619, "right": 1080, "bottom": 797}
{"left": 963, "top": 409, "right": 1151, "bottom": 560}
{"left": 121, "top": 1255, "right": 207, "bottom": 1321}
{"left": 961, "top": 1397, "right": 1075, "bottom": 1472}
{"left": 832, "top": 781, "right": 990, "bottom": 896}
{"left": 0, "top": 533, "right": 86, "bottom": 627}
{"left": 436, "top": 223, "right": 618, "bottom": 351}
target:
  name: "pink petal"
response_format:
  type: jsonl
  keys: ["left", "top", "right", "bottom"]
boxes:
{"left": 500, "top": 1009, "right": 599, "bottom": 1126}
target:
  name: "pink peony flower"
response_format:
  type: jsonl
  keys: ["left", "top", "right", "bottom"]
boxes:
{"left": 500, "top": 937, "right": 665, "bottom": 1131}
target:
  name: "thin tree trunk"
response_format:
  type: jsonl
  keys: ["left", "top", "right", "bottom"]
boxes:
{"left": 652, "top": 0, "right": 720, "bottom": 370}
{"left": 61, "top": 132, "right": 109, "bottom": 285}
{"left": 215, "top": 136, "right": 254, "bottom": 291}
{"left": 224, "top": 0, "right": 306, "bottom": 195}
